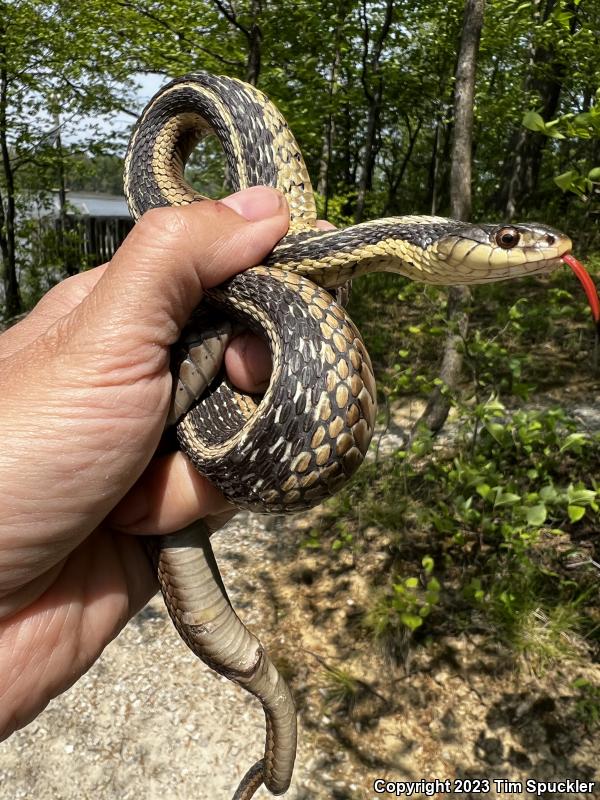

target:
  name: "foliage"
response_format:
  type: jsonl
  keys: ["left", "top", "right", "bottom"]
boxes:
{"left": 366, "top": 555, "right": 441, "bottom": 635}
{"left": 0, "top": 0, "right": 139, "bottom": 314}
{"left": 321, "top": 665, "right": 361, "bottom": 712}
{"left": 572, "top": 677, "right": 600, "bottom": 730}
{"left": 315, "top": 264, "right": 600, "bottom": 669}
{"left": 523, "top": 91, "right": 600, "bottom": 203}
{"left": 1, "top": 0, "right": 600, "bottom": 313}
{"left": 319, "top": 397, "right": 599, "bottom": 667}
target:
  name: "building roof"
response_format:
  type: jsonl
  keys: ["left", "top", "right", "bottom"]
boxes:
{"left": 58, "top": 191, "right": 131, "bottom": 219}
{"left": 26, "top": 191, "right": 131, "bottom": 220}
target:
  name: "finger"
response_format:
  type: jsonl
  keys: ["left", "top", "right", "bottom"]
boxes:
{"left": 75, "top": 186, "right": 289, "bottom": 354}
{"left": 0, "top": 187, "right": 288, "bottom": 585}
{"left": 222, "top": 220, "right": 336, "bottom": 393}
{"left": 316, "top": 219, "right": 337, "bottom": 231}
{"left": 109, "top": 451, "right": 234, "bottom": 533}
{"left": 225, "top": 332, "right": 272, "bottom": 393}
{"left": 1, "top": 187, "right": 290, "bottom": 362}
{"left": 0, "top": 266, "right": 107, "bottom": 359}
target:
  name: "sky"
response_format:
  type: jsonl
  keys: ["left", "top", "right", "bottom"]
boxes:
{"left": 63, "top": 72, "right": 166, "bottom": 149}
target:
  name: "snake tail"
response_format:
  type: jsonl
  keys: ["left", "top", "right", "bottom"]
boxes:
{"left": 232, "top": 759, "right": 267, "bottom": 800}
{"left": 149, "top": 522, "right": 297, "bottom": 797}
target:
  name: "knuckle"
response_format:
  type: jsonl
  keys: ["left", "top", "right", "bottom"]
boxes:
{"left": 137, "top": 200, "right": 239, "bottom": 245}
{"left": 138, "top": 205, "right": 191, "bottom": 239}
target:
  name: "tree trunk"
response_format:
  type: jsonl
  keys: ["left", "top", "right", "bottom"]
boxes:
{"left": 498, "top": 0, "right": 567, "bottom": 218}
{"left": 0, "top": 60, "right": 21, "bottom": 317}
{"left": 415, "top": 0, "right": 484, "bottom": 435}
{"left": 245, "top": 17, "right": 262, "bottom": 86}
{"left": 354, "top": 0, "right": 394, "bottom": 224}
{"left": 427, "top": 118, "right": 442, "bottom": 215}
{"left": 355, "top": 103, "right": 380, "bottom": 223}
{"left": 53, "top": 108, "right": 77, "bottom": 278}
{"left": 449, "top": 2, "right": 484, "bottom": 223}
{"left": 212, "top": 0, "right": 262, "bottom": 86}
{"left": 341, "top": 86, "right": 358, "bottom": 189}
{"left": 383, "top": 116, "right": 422, "bottom": 215}
{"left": 317, "top": 0, "right": 349, "bottom": 219}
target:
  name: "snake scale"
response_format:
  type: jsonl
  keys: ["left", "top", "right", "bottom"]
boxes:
{"left": 123, "top": 72, "right": 582, "bottom": 799}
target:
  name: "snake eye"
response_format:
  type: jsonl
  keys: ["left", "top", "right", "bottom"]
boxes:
{"left": 495, "top": 227, "right": 520, "bottom": 249}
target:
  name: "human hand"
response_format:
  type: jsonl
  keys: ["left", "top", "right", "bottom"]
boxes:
{"left": 0, "top": 186, "right": 290, "bottom": 740}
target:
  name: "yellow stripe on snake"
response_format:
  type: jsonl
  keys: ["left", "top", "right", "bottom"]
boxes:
{"left": 124, "top": 72, "right": 573, "bottom": 799}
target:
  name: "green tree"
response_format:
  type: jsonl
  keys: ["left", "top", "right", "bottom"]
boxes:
{"left": 0, "top": 0, "right": 136, "bottom": 317}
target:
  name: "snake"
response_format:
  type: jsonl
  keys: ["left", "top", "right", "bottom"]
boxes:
{"left": 123, "top": 72, "right": 588, "bottom": 799}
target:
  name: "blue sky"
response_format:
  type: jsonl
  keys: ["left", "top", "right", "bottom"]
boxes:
{"left": 64, "top": 72, "right": 166, "bottom": 149}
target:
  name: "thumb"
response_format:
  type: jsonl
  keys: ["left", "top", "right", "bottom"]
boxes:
{"left": 67, "top": 185, "right": 288, "bottom": 362}
{"left": 0, "top": 187, "right": 288, "bottom": 550}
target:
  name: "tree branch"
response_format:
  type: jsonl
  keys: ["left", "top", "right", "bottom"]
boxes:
{"left": 359, "top": 0, "right": 373, "bottom": 104}
{"left": 211, "top": 0, "right": 251, "bottom": 38}
{"left": 116, "top": 1, "right": 243, "bottom": 69}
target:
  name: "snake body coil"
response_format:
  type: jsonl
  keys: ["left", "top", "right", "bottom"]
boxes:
{"left": 124, "top": 72, "right": 572, "bottom": 798}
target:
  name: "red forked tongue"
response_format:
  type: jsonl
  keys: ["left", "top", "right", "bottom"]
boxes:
{"left": 562, "top": 253, "right": 600, "bottom": 327}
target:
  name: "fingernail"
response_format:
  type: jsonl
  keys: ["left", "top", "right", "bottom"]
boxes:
{"left": 220, "top": 186, "right": 285, "bottom": 221}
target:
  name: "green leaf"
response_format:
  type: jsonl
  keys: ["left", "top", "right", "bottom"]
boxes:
{"left": 588, "top": 167, "right": 600, "bottom": 182}
{"left": 485, "top": 422, "right": 507, "bottom": 443}
{"left": 574, "top": 111, "right": 593, "bottom": 126}
{"left": 404, "top": 577, "right": 419, "bottom": 589}
{"left": 568, "top": 505, "right": 586, "bottom": 523}
{"left": 482, "top": 395, "right": 507, "bottom": 416}
{"left": 508, "top": 301, "right": 525, "bottom": 319}
{"left": 567, "top": 486, "right": 596, "bottom": 505}
{"left": 400, "top": 613, "right": 423, "bottom": 631}
{"left": 494, "top": 491, "right": 521, "bottom": 507}
{"left": 522, "top": 111, "right": 546, "bottom": 132}
{"left": 555, "top": 170, "right": 579, "bottom": 191}
{"left": 547, "top": 128, "right": 566, "bottom": 139}
{"left": 540, "top": 485, "right": 559, "bottom": 504}
{"left": 421, "top": 555, "right": 434, "bottom": 573}
{"left": 560, "top": 433, "right": 587, "bottom": 453}
{"left": 526, "top": 504, "right": 547, "bottom": 527}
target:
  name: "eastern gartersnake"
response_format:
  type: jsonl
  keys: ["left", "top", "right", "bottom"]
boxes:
{"left": 124, "top": 72, "right": 579, "bottom": 799}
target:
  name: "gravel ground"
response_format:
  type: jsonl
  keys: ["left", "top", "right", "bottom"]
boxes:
{"left": 0, "top": 512, "right": 323, "bottom": 800}
{"left": 1, "top": 410, "right": 598, "bottom": 800}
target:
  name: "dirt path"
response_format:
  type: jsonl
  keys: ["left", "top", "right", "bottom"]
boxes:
{"left": 1, "top": 413, "right": 599, "bottom": 800}
{"left": 0, "top": 512, "right": 326, "bottom": 799}
{"left": 2, "top": 507, "right": 598, "bottom": 800}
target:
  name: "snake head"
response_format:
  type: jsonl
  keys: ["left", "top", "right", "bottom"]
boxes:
{"left": 490, "top": 222, "right": 572, "bottom": 263}
{"left": 435, "top": 221, "right": 572, "bottom": 279}
{"left": 485, "top": 223, "right": 600, "bottom": 326}
{"left": 435, "top": 221, "right": 600, "bottom": 326}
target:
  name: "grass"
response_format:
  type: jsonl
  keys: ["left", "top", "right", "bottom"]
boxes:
{"left": 312, "top": 263, "right": 600, "bottom": 673}
{"left": 321, "top": 665, "right": 361, "bottom": 713}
